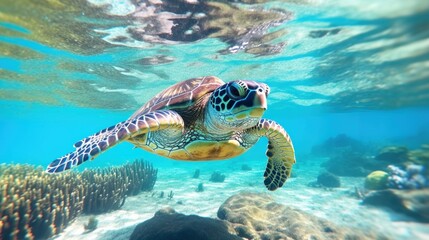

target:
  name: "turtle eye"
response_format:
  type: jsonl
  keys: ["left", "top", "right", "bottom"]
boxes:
{"left": 227, "top": 82, "right": 246, "bottom": 99}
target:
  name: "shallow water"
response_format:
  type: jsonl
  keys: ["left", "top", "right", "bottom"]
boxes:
{"left": 1, "top": 0, "right": 429, "bottom": 239}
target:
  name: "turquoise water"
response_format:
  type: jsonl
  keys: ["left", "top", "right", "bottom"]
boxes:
{"left": 1, "top": 0, "right": 429, "bottom": 239}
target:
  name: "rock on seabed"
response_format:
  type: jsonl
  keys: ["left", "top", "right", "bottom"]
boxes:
{"left": 129, "top": 208, "right": 240, "bottom": 240}
{"left": 217, "top": 192, "right": 385, "bottom": 240}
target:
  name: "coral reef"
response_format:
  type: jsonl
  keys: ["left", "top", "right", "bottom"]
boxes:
{"left": 209, "top": 171, "right": 226, "bottom": 183}
{"left": 81, "top": 160, "right": 157, "bottom": 214}
{"left": 365, "top": 171, "right": 388, "bottom": 190}
{"left": 0, "top": 159, "right": 157, "bottom": 239}
{"left": 322, "top": 149, "right": 374, "bottom": 177}
{"left": 217, "top": 192, "right": 384, "bottom": 239}
{"left": 317, "top": 171, "right": 341, "bottom": 188}
{"left": 375, "top": 146, "right": 409, "bottom": 163}
{"left": 375, "top": 144, "right": 429, "bottom": 169}
{"left": 0, "top": 164, "right": 84, "bottom": 240}
{"left": 311, "top": 134, "right": 368, "bottom": 157}
{"left": 408, "top": 144, "right": 429, "bottom": 169}
{"left": 363, "top": 189, "right": 429, "bottom": 222}
{"left": 130, "top": 208, "right": 240, "bottom": 240}
{"left": 319, "top": 142, "right": 429, "bottom": 178}
{"left": 387, "top": 164, "right": 428, "bottom": 190}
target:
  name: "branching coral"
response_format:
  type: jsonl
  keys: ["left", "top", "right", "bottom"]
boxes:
{"left": 81, "top": 159, "right": 157, "bottom": 214}
{"left": 0, "top": 164, "right": 84, "bottom": 240}
{"left": 0, "top": 159, "right": 157, "bottom": 239}
{"left": 387, "top": 164, "right": 428, "bottom": 190}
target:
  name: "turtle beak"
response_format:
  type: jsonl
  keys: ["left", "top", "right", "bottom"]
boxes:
{"left": 250, "top": 86, "right": 268, "bottom": 117}
{"left": 254, "top": 84, "right": 268, "bottom": 109}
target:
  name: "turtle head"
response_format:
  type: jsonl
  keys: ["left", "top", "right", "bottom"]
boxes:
{"left": 207, "top": 80, "right": 270, "bottom": 132}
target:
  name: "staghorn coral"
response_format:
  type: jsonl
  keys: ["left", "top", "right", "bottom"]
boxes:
{"left": 0, "top": 159, "right": 157, "bottom": 239}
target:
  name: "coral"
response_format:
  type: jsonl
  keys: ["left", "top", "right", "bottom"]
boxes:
{"left": 241, "top": 164, "right": 252, "bottom": 171}
{"left": 123, "top": 160, "right": 158, "bottom": 195}
{"left": 387, "top": 165, "right": 428, "bottom": 190}
{"left": 130, "top": 208, "right": 240, "bottom": 240}
{"left": 0, "top": 159, "right": 157, "bottom": 239}
{"left": 192, "top": 169, "right": 200, "bottom": 179}
{"left": 375, "top": 146, "right": 409, "bottom": 163}
{"left": 84, "top": 216, "right": 98, "bottom": 232}
{"left": 209, "top": 171, "right": 225, "bottom": 183}
{"left": 167, "top": 191, "right": 174, "bottom": 200}
{"left": 80, "top": 169, "right": 127, "bottom": 214}
{"left": 363, "top": 189, "right": 429, "bottom": 222}
{"left": 196, "top": 183, "right": 204, "bottom": 192}
{"left": 319, "top": 143, "right": 428, "bottom": 178}
{"left": 408, "top": 144, "right": 429, "bottom": 169}
{"left": 322, "top": 149, "right": 373, "bottom": 177}
{"left": 218, "top": 192, "right": 384, "bottom": 239}
{"left": 81, "top": 159, "right": 157, "bottom": 214}
{"left": 317, "top": 171, "right": 341, "bottom": 188}
{"left": 0, "top": 164, "right": 84, "bottom": 240}
{"left": 311, "top": 134, "right": 368, "bottom": 157}
{"left": 365, "top": 171, "right": 388, "bottom": 190}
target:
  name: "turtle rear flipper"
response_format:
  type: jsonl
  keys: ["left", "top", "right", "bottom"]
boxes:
{"left": 247, "top": 119, "right": 295, "bottom": 191}
{"left": 46, "top": 110, "right": 184, "bottom": 173}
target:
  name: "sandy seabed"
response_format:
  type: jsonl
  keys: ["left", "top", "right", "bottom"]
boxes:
{"left": 54, "top": 159, "right": 429, "bottom": 240}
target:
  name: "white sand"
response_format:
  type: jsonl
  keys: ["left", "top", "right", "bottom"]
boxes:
{"left": 54, "top": 159, "right": 429, "bottom": 240}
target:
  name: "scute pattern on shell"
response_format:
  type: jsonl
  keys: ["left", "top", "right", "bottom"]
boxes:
{"left": 129, "top": 76, "right": 225, "bottom": 119}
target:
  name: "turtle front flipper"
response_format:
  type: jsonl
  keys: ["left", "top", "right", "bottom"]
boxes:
{"left": 248, "top": 119, "right": 296, "bottom": 191}
{"left": 46, "top": 110, "right": 184, "bottom": 173}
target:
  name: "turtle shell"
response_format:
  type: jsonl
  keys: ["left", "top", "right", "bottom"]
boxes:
{"left": 129, "top": 76, "right": 225, "bottom": 119}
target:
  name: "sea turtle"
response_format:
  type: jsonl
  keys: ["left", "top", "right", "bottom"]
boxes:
{"left": 46, "top": 76, "right": 295, "bottom": 191}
